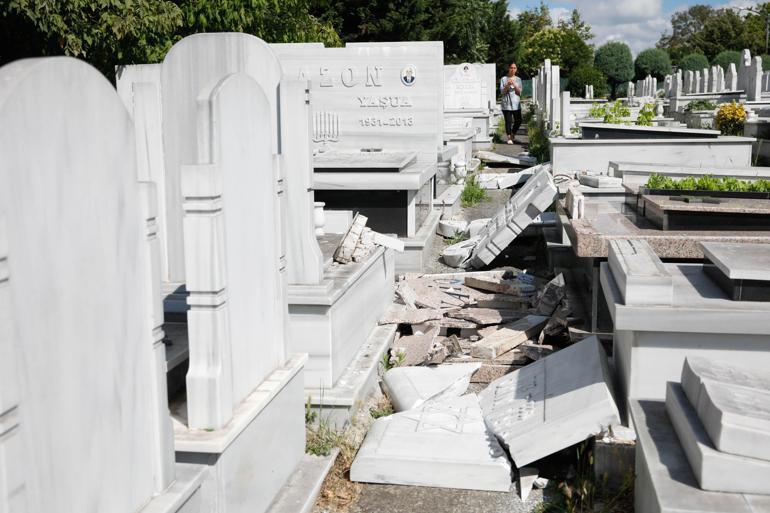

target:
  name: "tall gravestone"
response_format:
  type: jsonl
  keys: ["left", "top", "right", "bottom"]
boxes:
{"left": 161, "top": 33, "right": 284, "bottom": 283}
{"left": 0, "top": 57, "right": 189, "bottom": 512}
{"left": 740, "top": 49, "right": 752, "bottom": 92}
{"left": 748, "top": 56, "right": 763, "bottom": 101}
{"left": 727, "top": 63, "right": 737, "bottom": 91}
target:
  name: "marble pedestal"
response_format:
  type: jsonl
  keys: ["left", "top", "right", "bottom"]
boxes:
{"left": 631, "top": 400, "right": 770, "bottom": 513}
{"left": 601, "top": 262, "right": 770, "bottom": 419}
{"left": 172, "top": 355, "right": 306, "bottom": 513}
{"left": 288, "top": 246, "right": 395, "bottom": 389}
{"left": 445, "top": 110, "right": 493, "bottom": 150}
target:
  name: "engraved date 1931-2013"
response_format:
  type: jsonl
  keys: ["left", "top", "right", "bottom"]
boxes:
{"left": 359, "top": 116, "right": 415, "bottom": 127}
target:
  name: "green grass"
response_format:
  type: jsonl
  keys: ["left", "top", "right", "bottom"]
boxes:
{"left": 492, "top": 116, "right": 506, "bottom": 144}
{"left": 445, "top": 232, "right": 469, "bottom": 245}
{"left": 461, "top": 175, "right": 487, "bottom": 207}
{"left": 305, "top": 393, "right": 344, "bottom": 457}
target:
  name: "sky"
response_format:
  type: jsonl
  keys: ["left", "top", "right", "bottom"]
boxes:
{"left": 507, "top": 0, "right": 757, "bottom": 55}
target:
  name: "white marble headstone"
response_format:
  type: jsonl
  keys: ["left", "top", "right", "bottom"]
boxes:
{"left": 608, "top": 239, "right": 673, "bottom": 306}
{"left": 181, "top": 72, "right": 287, "bottom": 429}
{"left": 0, "top": 57, "right": 172, "bottom": 511}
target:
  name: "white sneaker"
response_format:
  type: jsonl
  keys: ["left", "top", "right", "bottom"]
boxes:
{"left": 506, "top": 140, "right": 513, "bottom": 145}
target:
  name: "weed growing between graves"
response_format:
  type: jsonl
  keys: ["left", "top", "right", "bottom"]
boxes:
{"left": 493, "top": 116, "right": 506, "bottom": 143}
{"left": 368, "top": 395, "right": 394, "bottom": 419}
{"left": 380, "top": 347, "right": 406, "bottom": 371}
{"left": 305, "top": 394, "right": 344, "bottom": 457}
{"left": 534, "top": 441, "right": 634, "bottom": 513}
{"left": 461, "top": 175, "right": 487, "bottom": 207}
{"left": 527, "top": 117, "right": 551, "bottom": 163}
{"left": 445, "top": 232, "right": 470, "bottom": 245}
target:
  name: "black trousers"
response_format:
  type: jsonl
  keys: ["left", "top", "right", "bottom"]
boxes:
{"left": 503, "top": 109, "right": 522, "bottom": 138}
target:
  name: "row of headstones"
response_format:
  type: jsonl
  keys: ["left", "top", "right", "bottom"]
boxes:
{"left": 532, "top": 59, "right": 561, "bottom": 129}
{"left": 663, "top": 49, "right": 765, "bottom": 101}
{"left": 633, "top": 75, "right": 658, "bottom": 98}
{"left": 0, "top": 33, "right": 309, "bottom": 511}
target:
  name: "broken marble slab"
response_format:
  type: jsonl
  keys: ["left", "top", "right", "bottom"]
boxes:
{"left": 382, "top": 363, "right": 481, "bottom": 412}
{"left": 350, "top": 394, "right": 512, "bottom": 491}
{"left": 334, "top": 212, "right": 367, "bottom": 264}
{"left": 578, "top": 174, "right": 622, "bottom": 188}
{"left": 479, "top": 336, "right": 620, "bottom": 467}
{"left": 469, "top": 167, "right": 558, "bottom": 268}
{"left": 681, "top": 357, "right": 770, "bottom": 461}
{"left": 467, "top": 218, "right": 490, "bottom": 238}
{"left": 392, "top": 327, "right": 442, "bottom": 366}
{"left": 565, "top": 186, "right": 585, "bottom": 220}
{"left": 519, "top": 343, "right": 554, "bottom": 361}
{"left": 437, "top": 219, "right": 469, "bottom": 238}
{"left": 631, "top": 399, "right": 770, "bottom": 513}
{"left": 534, "top": 273, "right": 566, "bottom": 316}
{"left": 608, "top": 238, "right": 673, "bottom": 306}
{"left": 379, "top": 306, "right": 445, "bottom": 325}
{"left": 518, "top": 467, "right": 547, "bottom": 500}
{"left": 666, "top": 382, "right": 770, "bottom": 495}
{"left": 475, "top": 293, "right": 531, "bottom": 310}
{"left": 470, "top": 315, "right": 549, "bottom": 359}
{"left": 447, "top": 307, "right": 526, "bottom": 325}
{"left": 464, "top": 275, "right": 536, "bottom": 297}
{"left": 441, "top": 235, "right": 480, "bottom": 268}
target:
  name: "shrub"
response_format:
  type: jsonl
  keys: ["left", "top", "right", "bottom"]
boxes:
{"left": 595, "top": 41, "right": 634, "bottom": 98}
{"left": 712, "top": 50, "right": 741, "bottom": 71}
{"left": 644, "top": 173, "right": 770, "bottom": 192}
{"left": 634, "top": 48, "right": 672, "bottom": 80}
{"left": 636, "top": 103, "right": 656, "bottom": 126}
{"left": 567, "top": 65, "right": 608, "bottom": 98}
{"left": 527, "top": 117, "right": 551, "bottom": 163}
{"left": 684, "top": 99, "right": 717, "bottom": 112}
{"left": 678, "top": 53, "right": 709, "bottom": 72}
{"left": 715, "top": 101, "right": 746, "bottom": 135}
{"left": 763, "top": 55, "right": 770, "bottom": 71}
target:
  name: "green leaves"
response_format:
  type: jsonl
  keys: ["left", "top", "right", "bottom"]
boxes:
{"left": 594, "top": 41, "right": 634, "bottom": 98}
{"left": 634, "top": 48, "right": 671, "bottom": 81}
{"left": 645, "top": 174, "right": 770, "bottom": 192}
{"left": 636, "top": 103, "right": 656, "bottom": 126}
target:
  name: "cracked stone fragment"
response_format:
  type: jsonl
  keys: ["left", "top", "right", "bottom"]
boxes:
{"left": 382, "top": 363, "right": 481, "bottom": 412}
{"left": 471, "top": 315, "right": 549, "bottom": 359}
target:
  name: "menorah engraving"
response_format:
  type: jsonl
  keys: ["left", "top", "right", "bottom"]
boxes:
{"left": 312, "top": 110, "right": 340, "bottom": 143}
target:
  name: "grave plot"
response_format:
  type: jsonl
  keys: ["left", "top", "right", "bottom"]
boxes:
{"left": 631, "top": 357, "right": 770, "bottom": 513}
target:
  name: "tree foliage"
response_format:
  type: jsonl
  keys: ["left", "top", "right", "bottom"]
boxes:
{"left": 567, "top": 65, "right": 607, "bottom": 98}
{"left": 657, "top": 3, "right": 770, "bottom": 63}
{"left": 712, "top": 50, "right": 741, "bottom": 70}
{"left": 678, "top": 52, "right": 710, "bottom": 71}
{"left": 594, "top": 41, "right": 634, "bottom": 98}
{"left": 634, "top": 48, "right": 671, "bottom": 80}
{"left": 519, "top": 27, "right": 592, "bottom": 77}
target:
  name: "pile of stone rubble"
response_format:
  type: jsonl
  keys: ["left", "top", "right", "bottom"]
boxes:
{"left": 349, "top": 267, "right": 622, "bottom": 497}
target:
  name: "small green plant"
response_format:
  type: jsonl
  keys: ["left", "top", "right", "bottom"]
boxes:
{"left": 461, "top": 175, "right": 487, "bottom": 207}
{"left": 380, "top": 348, "right": 406, "bottom": 372}
{"left": 644, "top": 173, "right": 770, "bottom": 192}
{"left": 445, "top": 232, "right": 469, "bottom": 245}
{"left": 306, "top": 418, "right": 344, "bottom": 457}
{"left": 684, "top": 99, "right": 717, "bottom": 112}
{"left": 369, "top": 397, "right": 394, "bottom": 419}
{"left": 636, "top": 103, "right": 655, "bottom": 126}
{"left": 602, "top": 100, "right": 631, "bottom": 124}
{"left": 588, "top": 102, "right": 605, "bottom": 118}
{"left": 305, "top": 396, "right": 317, "bottom": 424}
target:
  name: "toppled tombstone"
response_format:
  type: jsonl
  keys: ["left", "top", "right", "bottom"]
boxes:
{"left": 469, "top": 166, "right": 558, "bottom": 269}
{"left": 334, "top": 213, "right": 405, "bottom": 264}
{"left": 467, "top": 218, "right": 490, "bottom": 238}
{"left": 578, "top": 174, "right": 622, "bottom": 188}
{"left": 350, "top": 394, "right": 512, "bottom": 491}
{"left": 382, "top": 363, "right": 481, "bottom": 412}
{"left": 471, "top": 315, "right": 549, "bottom": 359}
{"left": 476, "top": 150, "right": 537, "bottom": 168}
{"left": 479, "top": 336, "right": 620, "bottom": 467}
{"left": 440, "top": 166, "right": 557, "bottom": 269}
{"left": 535, "top": 273, "right": 566, "bottom": 316}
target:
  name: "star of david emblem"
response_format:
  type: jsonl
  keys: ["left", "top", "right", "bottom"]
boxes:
{"left": 402, "top": 405, "right": 478, "bottom": 434}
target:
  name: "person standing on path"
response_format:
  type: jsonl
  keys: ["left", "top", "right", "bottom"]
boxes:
{"left": 500, "top": 63, "right": 523, "bottom": 144}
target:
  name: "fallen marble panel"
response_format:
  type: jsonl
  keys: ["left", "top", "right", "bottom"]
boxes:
{"left": 464, "top": 275, "right": 535, "bottom": 296}
{"left": 350, "top": 394, "right": 512, "bottom": 491}
{"left": 469, "top": 167, "right": 558, "bottom": 268}
{"left": 470, "top": 315, "right": 548, "bottom": 359}
{"left": 666, "top": 382, "right": 770, "bottom": 494}
{"left": 382, "top": 363, "right": 481, "bottom": 412}
{"left": 475, "top": 294, "right": 531, "bottom": 310}
{"left": 379, "top": 306, "right": 445, "bottom": 325}
{"left": 631, "top": 399, "right": 770, "bottom": 513}
{"left": 479, "top": 336, "right": 620, "bottom": 467}
{"left": 578, "top": 174, "right": 623, "bottom": 188}
{"left": 608, "top": 239, "right": 673, "bottom": 306}
{"left": 701, "top": 242, "right": 770, "bottom": 282}
{"left": 681, "top": 357, "right": 770, "bottom": 461}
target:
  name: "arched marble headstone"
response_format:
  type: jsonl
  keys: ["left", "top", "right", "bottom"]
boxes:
{"left": 182, "top": 72, "right": 286, "bottom": 429}
{"left": 0, "top": 57, "right": 173, "bottom": 511}
{"left": 162, "top": 33, "right": 284, "bottom": 282}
